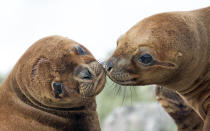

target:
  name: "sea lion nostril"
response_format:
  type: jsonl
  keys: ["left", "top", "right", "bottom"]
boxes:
{"left": 81, "top": 69, "right": 93, "bottom": 80}
{"left": 106, "top": 61, "right": 113, "bottom": 72}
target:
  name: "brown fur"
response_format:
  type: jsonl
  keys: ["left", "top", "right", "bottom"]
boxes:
{"left": 105, "top": 7, "right": 210, "bottom": 131}
{"left": 0, "top": 36, "right": 106, "bottom": 131}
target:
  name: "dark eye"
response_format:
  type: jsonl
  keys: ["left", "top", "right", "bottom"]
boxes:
{"left": 77, "top": 46, "right": 87, "bottom": 55}
{"left": 52, "top": 82, "right": 63, "bottom": 98}
{"left": 138, "top": 53, "right": 154, "bottom": 65}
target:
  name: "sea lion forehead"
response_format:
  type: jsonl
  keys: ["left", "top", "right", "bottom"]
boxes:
{"left": 48, "top": 36, "right": 91, "bottom": 56}
{"left": 46, "top": 36, "right": 80, "bottom": 51}
{"left": 34, "top": 36, "right": 84, "bottom": 58}
{"left": 127, "top": 12, "right": 187, "bottom": 38}
{"left": 115, "top": 26, "right": 157, "bottom": 57}
{"left": 119, "top": 13, "right": 192, "bottom": 54}
{"left": 16, "top": 36, "right": 90, "bottom": 74}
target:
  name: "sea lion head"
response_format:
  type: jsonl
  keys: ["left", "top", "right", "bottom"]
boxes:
{"left": 105, "top": 12, "right": 207, "bottom": 88}
{"left": 13, "top": 36, "right": 106, "bottom": 110}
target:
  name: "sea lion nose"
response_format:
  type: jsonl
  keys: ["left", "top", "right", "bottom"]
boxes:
{"left": 75, "top": 66, "right": 94, "bottom": 80}
{"left": 105, "top": 60, "right": 113, "bottom": 72}
{"left": 80, "top": 68, "right": 93, "bottom": 80}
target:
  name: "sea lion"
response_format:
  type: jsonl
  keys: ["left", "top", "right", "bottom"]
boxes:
{"left": 105, "top": 7, "right": 210, "bottom": 131}
{"left": 0, "top": 36, "right": 106, "bottom": 131}
{"left": 156, "top": 86, "right": 203, "bottom": 131}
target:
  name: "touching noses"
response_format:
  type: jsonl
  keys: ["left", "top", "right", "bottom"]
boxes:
{"left": 104, "top": 57, "right": 116, "bottom": 72}
{"left": 106, "top": 60, "right": 113, "bottom": 72}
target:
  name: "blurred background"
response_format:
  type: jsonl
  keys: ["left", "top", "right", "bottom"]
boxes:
{"left": 0, "top": 0, "right": 209, "bottom": 130}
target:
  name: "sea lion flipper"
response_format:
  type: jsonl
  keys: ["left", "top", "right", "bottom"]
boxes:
{"left": 203, "top": 109, "right": 210, "bottom": 131}
{"left": 155, "top": 86, "right": 203, "bottom": 131}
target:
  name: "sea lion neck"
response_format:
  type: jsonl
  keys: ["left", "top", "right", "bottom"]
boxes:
{"left": 0, "top": 71, "right": 100, "bottom": 130}
{"left": 0, "top": 69, "right": 100, "bottom": 131}
{"left": 161, "top": 62, "right": 210, "bottom": 119}
{"left": 12, "top": 70, "right": 96, "bottom": 112}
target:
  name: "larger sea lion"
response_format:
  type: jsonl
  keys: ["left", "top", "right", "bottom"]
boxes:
{"left": 105, "top": 7, "right": 210, "bottom": 131}
{"left": 0, "top": 36, "right": 106, "bottom": 131}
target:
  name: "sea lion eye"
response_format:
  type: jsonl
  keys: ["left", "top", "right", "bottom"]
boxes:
{"left": 138, "top": 53, "right": 154, "bottom": 65}
{"left": 77, "top": 46, "right": 87, "bottom": 55}
{"left": 52, "top": 82, "right": 63, "bottom": 98}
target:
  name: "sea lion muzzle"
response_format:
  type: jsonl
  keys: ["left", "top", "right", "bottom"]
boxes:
{"left": 74, "top": 61, "right": 105, "bottom": 97}
{"left": 75, "top": 67, "right": 93, "bottom": 80}
{"left": 105, "top": 60, "right": 113, "bottom": 72}
{"left": 81, "top": 69, "right": 93, "bottom": 80}
{"left": 104, "top": 56, "right": 117, "bottom": 73}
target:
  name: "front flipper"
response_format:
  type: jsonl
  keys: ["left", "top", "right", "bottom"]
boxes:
{"left": 203, "top": 108, "right": 210, "bottom": 131}
{"left": 155, "top": 86, "right": 203, "bottom": 131}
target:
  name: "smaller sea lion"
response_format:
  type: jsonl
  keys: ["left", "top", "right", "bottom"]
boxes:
{"left": 0, "top": 36, "right": 106, "bottom": 131}
{"left": 105, "top": 7, "right": 210, "bottom": 131}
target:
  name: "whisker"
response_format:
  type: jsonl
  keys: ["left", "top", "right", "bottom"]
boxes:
{"left": 110, "top": 81, "right": 120, "bottom": 95}
{"left": 121, "top": 87, "right": 127, "bottom": 105}
{"left": 116, "top": 85, "right": 122, "bottom": 96}
{"left": 111, "top": 81, "right": 116, "bottom": 87}
{"left": 96, "top": 59, "right": 108, "bottom": 75}
{"left": 111, "top": 83, "right": 120, "bottom": 95}
{"left": 112, "top": 86, "right": 118, "bottom": 94}
{"left": 133, "top": 86, "right": 137, "bottom": 96}
{"left": 129, "top": 86, "right": 133, "bottom": 104}
{"left": 87, "top": 84, "right": 93, "bottom": 95}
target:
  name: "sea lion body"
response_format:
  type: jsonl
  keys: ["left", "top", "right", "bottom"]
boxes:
{"left": 0, "top": 36, "right": 106, "bottom": 131}
{"left": 105, "top": 7, "right": 210, "bottom": 131}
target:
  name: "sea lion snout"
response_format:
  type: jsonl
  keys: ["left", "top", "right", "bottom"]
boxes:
{"left": 104, "top": 57, "right": 116, "bottom": 72}
{"left": 74, "top": 66, "right": 93, "bottom": 80}
{"left": 104, "top": 56, "right": 138, "bottom": 85}
{"left": 75, "top": 61, "right": 106, "bottom": 97}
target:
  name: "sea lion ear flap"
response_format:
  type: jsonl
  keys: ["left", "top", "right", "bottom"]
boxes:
{"left": 156, "top": 52, "right": 183, "bottom": 69}
{"left": 31, "top": 57, "right": 52, "bottom": 81}
{"left": 155, "top": 61, "right": 178, "bottom": 69}
{"left": 154, "top": 51, "right": 182, "bottom": 69}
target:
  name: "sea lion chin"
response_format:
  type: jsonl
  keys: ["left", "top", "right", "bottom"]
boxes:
{"left": 0, "top": 35, "right": 106, "bottom": 130}
{"left": 105, "top": 7, "right": 210, "bottom": 131}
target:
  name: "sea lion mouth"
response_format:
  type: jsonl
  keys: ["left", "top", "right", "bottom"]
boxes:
{"left": 109, "top": 75, "right": 138, "bottom": 86}
{"left": 105, "top": 70, "right": 138, "bottom": 86}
